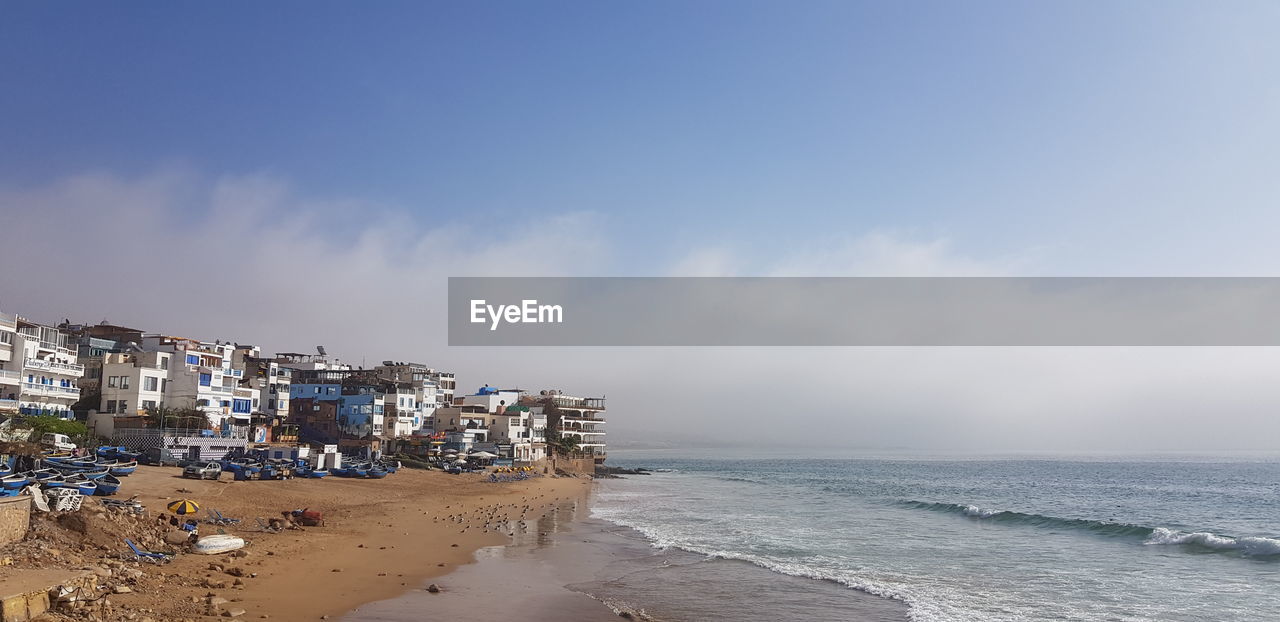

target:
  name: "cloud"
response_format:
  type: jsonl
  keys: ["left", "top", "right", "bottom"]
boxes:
{"left": 4, "top": 170, "right": 1279, "bottom": 452}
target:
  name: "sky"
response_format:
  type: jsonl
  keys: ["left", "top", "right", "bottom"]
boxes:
{"left": 3, "top": 1, "right": 1280, "bottom": 450}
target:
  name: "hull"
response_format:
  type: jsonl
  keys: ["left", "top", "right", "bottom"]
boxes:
{"left": 192, "top": 534, "right": 246, "bottom": 555}
{"left": 95, "top": 474, "right": 121, "bottom": 495}
{"left": 110, "top": 462, "right": 138, "bottom": 476}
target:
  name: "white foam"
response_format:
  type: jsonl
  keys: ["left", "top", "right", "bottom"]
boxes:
{"left": 961, "top": 504, "right": 1002, "bottom": 518}
{"left": 1145, "top": 527, "right": 1280, "bottom": 556}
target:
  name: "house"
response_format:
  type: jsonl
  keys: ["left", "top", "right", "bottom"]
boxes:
{"left": 0, "top": 313, "right": 85, "bottom": 419}
{"left": 525, "top": 390, "right": 607, "bottom": 464}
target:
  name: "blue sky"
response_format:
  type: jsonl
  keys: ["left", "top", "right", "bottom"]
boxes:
{"left": 5, "top": 1, "right": 1278, "bottom": 275}
{"left": 5, "top": 2, "right": 1280, "bottom": 449}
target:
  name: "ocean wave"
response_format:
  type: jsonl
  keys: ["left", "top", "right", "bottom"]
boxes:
{"left": 901, "top": 501, "right": 1280, "bottom": 558}
{"left": 1145, "top": 527, "right": 1280, "bottom": 556}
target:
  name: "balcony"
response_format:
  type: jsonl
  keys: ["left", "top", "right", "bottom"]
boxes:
{"left": 0, "top": 369, "right": 19, "bottom": 386}
{"left": 24, "top": 358, "right": 85, "bottom": 376}
{"left": 21, "top": 382, "right": 81, "bottom": 399}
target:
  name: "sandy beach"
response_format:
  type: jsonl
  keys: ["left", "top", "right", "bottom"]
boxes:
{"left": 1, "top": 465, "right": 593, "bottom": 621}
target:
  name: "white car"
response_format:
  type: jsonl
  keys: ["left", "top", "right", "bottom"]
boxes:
{"left": 40, "top": 433, "right": 76, "bottom": 452}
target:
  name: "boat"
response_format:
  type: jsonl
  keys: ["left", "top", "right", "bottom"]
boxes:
{"left": 307, "top": 469, "right": 329, "bottom": 478}
{"left": 40, "top": 475, "right": 67, "bottom": 488}
{"left": 32, "top": 468, "right": 61, "bottom": 481}
{"left": 349, "top": 463, "right": 370, "bottom": 477}
{"left": 366, "top": 468, "right": 388, "bottom": 479}
{"left": 78, "top": 467, "right": 110, "bottom": 480}
{"left": 68, "top": 476, "right": 97, "bottom": 496}
{"left": 192, "top": 534, "right": 246, "bottom": 555}
{"left": 1, "top": 473, "right": 30, "bottom": 490}
{"left": 109, "top": 461, "right": 138, "bottom": 476}
{"left": 330, "top": 467, "right": 352, "bottom": 477}
{"left": 95, "top": 474, "right": 122, "bottom": 495}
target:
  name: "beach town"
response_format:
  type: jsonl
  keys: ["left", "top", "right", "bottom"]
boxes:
{"left": 0, "top": 307, "right": 610, "bottom": 621}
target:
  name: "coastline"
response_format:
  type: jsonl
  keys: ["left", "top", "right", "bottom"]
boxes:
{"left": 349, "top": 475, "right": 909, "bottom": 622}
{"left": 1, "top": 466, "right": 595, "bottom": 620}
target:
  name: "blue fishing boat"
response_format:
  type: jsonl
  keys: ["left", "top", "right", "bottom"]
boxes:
{"left": 95, "top": 474, "right": 122, "bottom": 495}
{"left": 41, "top": 475, "right": 68, "bottom": 488}
{"left": 366, "top": 468, "right": 388, "bottom": 479}
{"left": 1, "top": 473, "right": 30, "bottom": 491}
{"left": 308, "top": 469, "right": 329, "bottom": 478}
{"left": 32, "top": 468, "right": 61, "bottom": 481}
{"left": 66, "top": 475, "right": 97, "bottom": 496}
{"left": 109, "top": 461, "right": 138, "bottom": 476}
{"left": 350, "top": 463, "right": 370, "bottom": 477}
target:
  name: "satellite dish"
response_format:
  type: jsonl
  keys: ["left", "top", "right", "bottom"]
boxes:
{"left": 317, "top": 346, "right": 327, "bottom": 356}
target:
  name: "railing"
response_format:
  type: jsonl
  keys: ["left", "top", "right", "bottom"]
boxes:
{"left": 0, "top": 312, "right": 16, "bottom": 328}
{"left": 24, "top": 358, "right": 85, "bottom": 375}
{"left": 21, "top": 382, "right": 80, "bottom": 398}
{"left": 207, "top": 385, "right": 233, "bottom": 394}
{"left": 0, "top": 369, "right": 20, "bottom": 382}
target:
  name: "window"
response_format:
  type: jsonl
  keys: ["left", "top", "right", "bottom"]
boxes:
{"left": 142, "top": 400, "right": 156, "bottom": 409}
{"left": 107, "top": 376, "right": 118, "bottom": 388}
{"left": 161, "top": 378, "right": 167, "bottom": 392}
{"left": 268, "top": 398, "right": 276, "bottom": 410}
{"left": 186, "top": 354, "right": 199, "bottom": 366}
{"left": 199, "top": 373, "right": 211, "bottom": 387}
{"left": 314, "top": 387, "right": 321, "bottom": 394}
{"left": 232, "top": 399, "right": 251, "bottom": 414}
{"left": 144, "top": 377, "right": 158, "bottom": 391}
{"left": 106, "top": 399, "right": 117, "bottom": 413}
{"left": 160, "top": 356, "right": 169, "bottom": 370}
{"left": 119, "top": 376, "right": 130, "bottom": 389}
{"left": 220, "top": 400, "right": 230, "bottom": 408}
{"left": 326, "top": 387, "right": 336, "bottom": 395}
{"left": 118, "top": 400, "right": 128, "bottom": 414}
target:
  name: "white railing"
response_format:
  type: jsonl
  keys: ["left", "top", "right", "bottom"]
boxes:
{"left": 0, "top": 369, "right": 19, "bottom": 382}
{"left": 21, "top": 382, "right": 81, "bottom": 398}
{"left": 24, "top": 358, "right": 85, "bottom": 375}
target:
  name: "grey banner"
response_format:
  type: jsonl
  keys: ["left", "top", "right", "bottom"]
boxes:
{"left": 448, "top": 277, "right": 1280, "bottom": 346}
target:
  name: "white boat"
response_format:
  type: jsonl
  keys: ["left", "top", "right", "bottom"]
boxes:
{"left": 192, "top": 534, "right": 245, "bottom": 554}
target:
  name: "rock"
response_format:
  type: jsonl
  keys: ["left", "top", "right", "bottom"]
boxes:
{"left": 224, "top": 609, "right": 246, "bottom": 618}
{"left": 426, "top": 584, "right": 441, "bottom": 593}
{"left": 331, "top": 568, "right": 342, "bottom": 572}
{"left": 208, "top": 596, "right": 229, "bottom": 606}
{"left": 166, "top": 531, "right": 193, "bottom": 545}
{"left": 225, "top": 566, "right": 245, "bottom": 577}
{"left": 89, "top": 566, "right": 113, "bottom": 578}
{"left": 113, "top": 586, "right": 133, "bottom": 594}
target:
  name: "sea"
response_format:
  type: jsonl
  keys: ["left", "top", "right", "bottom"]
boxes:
{"left": 585, "top": 450, "right": 1280, "bottom": 622}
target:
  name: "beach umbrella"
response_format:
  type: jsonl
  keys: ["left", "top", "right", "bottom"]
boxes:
{"left": 443, "top": 448, "right": 458, "bottom": 454}
{"left": 167, "top": 499, "right": 200, "bottom": 515}
{"left": 469, "top": 451, "right": 497, "bottom": 458}
{"left": 453, "top": 459, "right": 468, "bottom": 465}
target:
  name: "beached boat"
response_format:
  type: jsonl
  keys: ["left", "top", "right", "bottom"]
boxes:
{"left": 40, "top": 475, "right": 67, "bottom": 488}
{"left": 109, "top": 461, "right": 138, "bottom": 476}
{"left": 192, "top": 534, "right": 246, "bottom": 555}
{"left": 95, "top": 474, "right": 122, "bottom": 495}
{"left": 32, "top": 468, "right": 61, "bottom": 481}
{"left": 1, "top": 473, "right": 30, "bottom": 490}
{"left": 366, "top": 468, "right": 388, "bottom": 479}
{"left": 69, "top": 476, "right": 97, "bottom": 496}
{"left": 308, "top": 469, "right": 329, "bottom": 478}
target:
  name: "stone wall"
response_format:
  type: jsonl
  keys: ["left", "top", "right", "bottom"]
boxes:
{"left": 0, "top": 496, "right": 31, "bottom": 547}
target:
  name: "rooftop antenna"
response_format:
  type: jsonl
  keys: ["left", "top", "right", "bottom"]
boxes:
{"left": 317, "top": 345, "right": 327, "bottom": 356}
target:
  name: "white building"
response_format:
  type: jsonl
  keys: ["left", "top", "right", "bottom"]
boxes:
{"left": 0, "top": 315, "right": 85, "bottom": 419}
{"left": 98, "top": 336, "right": 251, "bottom": 429}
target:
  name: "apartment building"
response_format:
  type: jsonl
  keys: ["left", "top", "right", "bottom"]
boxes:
{"left": 527, "top": 390, "right": 607, "bottom": 464}
{"left": 0, "top": 314, "right": 85, "bottom": 418}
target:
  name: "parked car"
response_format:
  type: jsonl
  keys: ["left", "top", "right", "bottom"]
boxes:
{"left": 40, "top": 432, "right": 77, "bottom": 452}
{"left": 140, "top": 447, "right": 181, "bottom": 466}
{"left": 183, "top": 462, "right": 222, "bottom": 480}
